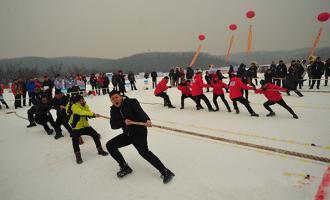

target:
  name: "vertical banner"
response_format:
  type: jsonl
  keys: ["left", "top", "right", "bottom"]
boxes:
{"left": 226, "top": 35, "right": 234, "bottom": 64}
{"left": 246, "top": 24, "right": 253, "bottom": 55}
{"left": 189, "top": 45, "right": 202, "bottom": 67}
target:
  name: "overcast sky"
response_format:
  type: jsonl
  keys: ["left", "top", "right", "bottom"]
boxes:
{"left": 0, "top": 0, "right": 329, "bottom": 59}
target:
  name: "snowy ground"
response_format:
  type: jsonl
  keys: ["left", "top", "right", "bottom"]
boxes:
{"left": 0, "top": 76, "right": 330, "bottom": 200}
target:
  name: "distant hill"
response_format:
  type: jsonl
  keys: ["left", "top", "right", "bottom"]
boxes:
{"left": 0, "top": 47, "right": 329, "bottom": 82}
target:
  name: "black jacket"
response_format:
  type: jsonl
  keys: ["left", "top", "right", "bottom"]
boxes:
{"left": 151, "top": 71, "right": 157, "bottom": 81}
{"left": 311, "top": 61, "right": 325, "bottom": 77}
{"left": 52, "top": 95, "right": 69, "bottom": 117}
{"left": 325, "top": 63, "right": 330, "bottom": 76}
{"left": 186, "top": 67, "right": 194, "bottom": 80}
{"left": 276, "top": 64, "right": 287, "bottom": 78}
{"left": 110, "top": 97, "right": 150, "bottom": 136}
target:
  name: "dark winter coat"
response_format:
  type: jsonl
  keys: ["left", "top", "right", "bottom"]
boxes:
{"left": 186, "top": 67, "right": 194, "bottom": 80}
{"left": 110, "top": 97, "right": 150, "bottom": 136}
{"left": 325, "top": 63, "right": 330, "bottom": 76}
{"left": 311, "top": 61, "right": 325, "bottom": 78}
{"left": 276, "top": 64, "right": 287, "bottom": 78}
{"left": 151, "top": 71, "right": 157, "bottom": 81}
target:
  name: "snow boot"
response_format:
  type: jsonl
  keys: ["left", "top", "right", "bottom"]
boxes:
{"left": 54, "top": 132, "right": 64, "bottom": 139}
{"left": 47, "top": 129, "right": 54, "bottom": 135}
{"left": 161, "top": 168, "right": 175, "bottom": 184}
{"left": 27, "top": 122, "right": 37, "bottom": 128}
{"left": 235, "top": 109, "right": 240, "bottom": 114}
{"left": 97, "top": 146, "right": 108, "bottom": 156}
{"left": 117, "top": 163, "right": 133, "bottom": 178}
{"left": 75, "top": 152, "right": 83, "bottom": 164}
{"left": 250, "top": 113, "right": 259, "bottom": 117}
{"left": 168, "top": 105, "right": 176, "bottom": 109}
{"left": 266, "top": 112, "right": 275, "bottom": 117}
{"left": 293, "top": 114, "right": 299, "bottom": 119}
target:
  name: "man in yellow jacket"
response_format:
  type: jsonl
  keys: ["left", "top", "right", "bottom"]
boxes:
{"left": 68, "top": 95, "right": 108, "bottom": 164}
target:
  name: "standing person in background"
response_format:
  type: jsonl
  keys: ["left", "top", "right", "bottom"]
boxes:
{"left": 54, "top": 74, "right": 63, "bottom": 93}
{"left": 18, "top": 79, "right": 27, "bottom": 107}
{"left": 204, "top": 71, "right": 212, "bottom": 92}
{"left": 82, "top": 75, "right": 87, "bottom": 92}
{"left": 237, "top": 63, "right": 250, "bottom": 100}
{"left": 301, "top": 60, "right": 308, "bottom": 85}
{"left": 97, "top": 73, "right": 104, "bottom": 95}
{"left": 154, "top": 76, "right": 175, "bottom": 108}
{"left": 173, "top": 67, "right": 180, "bottom": 87}
{"left": 12, "top": 79, "right": 22, "bottom": 109}
{"left": 151, "top": 70, "right": 158, "bottom": 89}
{"left": 26, "top": 77, "right": 36, "bottom": 106}
{"left": 103, "top": 73, "right": 110, "bottom": 94}
{"left": 310, "top": 57, "right": 325, "bottom": 89}
{"left": 275, "top": 60, "right": 287, "bottom": 87}
{"left": 90, "top": 74, "right": 98, "bottom": 93}
{"left": 186, "top": 66, "right": 194, "bottom": 82}
{"left": 284, "top": 60, "right": 303, "bottom": 97}
{"left": 42, "top": 75, "right": 54, "bottom": 100}
{"left": 296, "top": 60, "right": 305, "bottom": 89}
{"left": 118, "top": 70, "right": 127, "bottom": 95}
{"left": 264, "top": 68, "right": 273, "bottom": 84}
{"left": 128, "top": 71, "right": 137, "bottom": 91}
{"left": 249, "top": 62, "right": 258, "bottom": 86}
{"left": 0, "top": 83, "right": 9, "bottom": 109}
{"left": 270, "top": 61, "right": 277, "bottom": 84}
{"left": 106, "top": 90, "right": 175, "bottom": 183}
{"left": 228, "top": 65, "right": 234, "bottom": 80}
{"left": 169, "top": 68, "right": 175, "bottom": 87}
{"left": 111, "top": 72, "right": 118, "bottom": 91}
{"left": 324, "top": 58, "right": 330, "bottom": 86}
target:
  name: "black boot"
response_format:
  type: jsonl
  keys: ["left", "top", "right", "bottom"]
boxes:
{"left": 266, "top": 112, "right": 275, "bottom": 117}
{"left": 293, "top": 114, "right": 299, "bottom": 119}
{"left": 117, "top": 163, "right": 133, "bottom": 178}
{"left": 47, "top": 129, "right": 54, "bottom": 135}
{"left": 250, "top": 113, "right": 259, "bottom": 117}
{"left": 27, "top": 122, "right": 37, "bottom": 128}
{"left": 235, "top": 109, "right": 240, "bottom": 114}
{"left": 161, "top": 168, "right": 175, "bottom": 184}
{"left": 54, "top": 132, "right": 64, "bottom": 139}
{"left": 75, "top": 152, "right": 83, "bottom": 164}
{"left": 97, "top": 146, "right": 108, "bottom": 156}
{"left": 168, "top": 105, "right": 176, "bottom": 108}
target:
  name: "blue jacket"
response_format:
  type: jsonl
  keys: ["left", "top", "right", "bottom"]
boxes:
{"left": 26, "top": 81, "right": 36, "bottom": 93}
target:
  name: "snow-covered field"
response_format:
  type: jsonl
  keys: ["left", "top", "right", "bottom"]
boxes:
{"left": 1, "top": 76, "right": 329, "bottom": 200}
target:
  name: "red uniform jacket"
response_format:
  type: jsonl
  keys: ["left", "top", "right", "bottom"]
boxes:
{"left": 255, "top": 83, "right": 287, "bottom": 102}
{"left": 229, "top": 77, "right": 254, "bottom": 99}
{"left": 154, "top": 79, "right": 169, "bottom": 95}
{"left": 191, "top": 74, "right": 209, "bottom": 97}
{"left": 178, "top": 82, "right": 191, "bottom": 96}
{"left": 212, "top": 80, "right": 228, "bottom": 95}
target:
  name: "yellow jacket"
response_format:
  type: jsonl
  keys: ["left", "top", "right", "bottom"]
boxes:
{"left": 68, "top": 103, "right": 95, "bottom": 130}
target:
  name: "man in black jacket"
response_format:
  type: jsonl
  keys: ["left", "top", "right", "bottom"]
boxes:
{"left": 52, "top": 91, "right": 73, "bottom": 139}
{"left": 325, "top": 58, "right": 330, "bottom": 86}
{"left": 310, "top": 57, "right": 325, "bottom": 89}
{"left": 128, "top": 72, "right": 137, "bottom": 90}
{"left": 106, "top": 90, "right": 175, "bottom": 184}
{"left": 275, "top": 60, "right": 287, "bottom": 87}
{"left": 151, "top": 71, "right": 157, "bottom": 89}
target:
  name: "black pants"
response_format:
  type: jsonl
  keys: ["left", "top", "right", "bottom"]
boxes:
{"left": 130, "top": 82, "right": 137, "bottom": 90}
{"left": 276, "top": 79, "right": 284, "bottom": 87}
{"left": 263, "top": 100, "right": 295, "bottom": 115}
{"left": 156, "top": 92, "right": 173, "bottom": 106}
{"left": 56, "top": 115, "right": 74, "bottom": 137}
{"left": 106, "top": 132, "right": 166, "bottom": 172}
{"left": 72, "top": 127, "right": 102, "bottom": 153}
{"left": 14, "top": 94, "right": 22, "bottom": 109}
{"left": 102, "top": 86, "right": 109, "bottom": 95}
{"left": 28, "top": 92, "right": 35, "bottom": 106}
{"left": 287, "top": 90, "right": 303, "bottom": 97}
{"left": 213, "top": 94, "right": 231, "bottom": 111}
{"left": 181, "top": 94, "right": 198, "bottom": 108}
{"left": 22, "top": 91, "right": 27, "bottom": 106}
{"left": 325, "top": 75, "right": 329, "bottom": 86}
{"left": 231, "top": 97, "right": 255, "bottom": 114}
{"left": 36, "top": 114, "right": 61, "bottom": 133}
{"left": 112, "top": 84, "right": 118, "bottom": 91}
{"left": 194, "top": 94, "right": 213, "bottom": 110}
{"left": 152, "top": 80, "right": 157, "bottom": 89}
{"left": 0, "top": 98, "right": 9, "bottom": 108}
{"left": 310, "top": 76, "right": 321, "bottom": 89}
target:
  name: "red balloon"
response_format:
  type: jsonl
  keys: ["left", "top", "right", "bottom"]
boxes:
{"left": 318, "top": 12, "right": 330, "bottom": 22}
{"left": 246, "top": 10, "right": 255, "bottom": 19}
{"left": 229, "top": 24, "right": 237, "bottom": 31}
{"left": 198, "top": 34, "right": 206, "bottom": 41}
